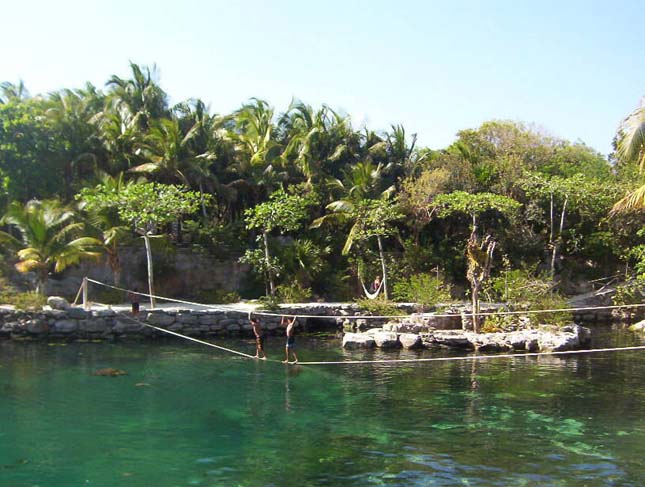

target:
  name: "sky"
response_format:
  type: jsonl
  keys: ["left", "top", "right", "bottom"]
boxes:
{"left": 2, "top": 0, "right": 643, "bottom": 156}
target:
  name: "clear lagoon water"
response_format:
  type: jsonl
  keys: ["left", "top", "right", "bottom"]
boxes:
{"left": 0, "top": 326, "right": 643, "bottom": 487}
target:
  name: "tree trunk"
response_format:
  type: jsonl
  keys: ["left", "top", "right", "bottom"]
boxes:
{"left": 471, "top": 284, "right": 480, "bottom": 333}
{"left": 143, "top": 234, "right": 156, "bottom": 309}
{"left": 377, "top": 235, "right": 388, "bottom": 300}
{"left": 551, "top": 195, "right": 568, "bottom": 279}
{"left": 263, "top": 230, "right": 276, "bottom": 296}
{"left": 199, "top": 181, "right": 208, "bottom": 219}
{"left": 108, "top": 247, "right": 121, "bottom": 285}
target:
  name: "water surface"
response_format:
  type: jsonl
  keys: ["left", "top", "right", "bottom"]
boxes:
{"left": 0, "top": 326, "right": 643, "bottom": 486}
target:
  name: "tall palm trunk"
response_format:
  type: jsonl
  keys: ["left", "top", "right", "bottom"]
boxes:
{"left": 377, "top": 235, "right": 388, "bottom": 300}
{"left": 143, "top": 234, "right": 156, "bottom": 308}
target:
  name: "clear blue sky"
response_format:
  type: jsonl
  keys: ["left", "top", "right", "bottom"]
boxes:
{"left": 2, "top": 0, "right": 643, "bottom": 156}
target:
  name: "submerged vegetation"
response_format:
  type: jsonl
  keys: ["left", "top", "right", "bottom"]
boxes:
{"left": 1, "top": 64, "right": 645, "bottom": 313}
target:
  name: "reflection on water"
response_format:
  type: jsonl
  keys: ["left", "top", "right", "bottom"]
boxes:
{"left": 0, "top": 326, "right": 643, "bottom": 487}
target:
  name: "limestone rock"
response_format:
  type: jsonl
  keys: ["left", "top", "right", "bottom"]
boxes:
{"left": 79, "top": 318, "right": 107, "bottom": 333}
{"left": 342, "top": 333, "right": 376, "bottom": 349}
{"left": 113, "top": 320, "right": 143, "bottom": 333}
{"left": 53, "top": 319, "right": 78, "bottom": 333}
{"left": 399, "top": 333, "right": 422, "bottom": 349}
{"left": 26, "top": 319, "right": 48, "bottom": 334}
{"left": 537, "top": 331, "right": 578, "bottom": 352}
{"left": 146, "top": 312, "right": 175, "bottom": 327}
{"left": 177, "top": 313, "right": 198, "bottom": 324}
{"left": 67, "top": 307, "right": 89, "bottom": 319}
{"left": 432, "top": 331, "right": 474, "bottom": 349}
{"left": 92, "top": 309, "right": 116, "bottom": 318}
{"left": 47, "top": 296, "right": 70, "bottom": 310}
{"left": 374, "top": 331, "right": 400, "bottom": 348}
{"left": 198, "top": 314, "right": 219, "bottom": 326}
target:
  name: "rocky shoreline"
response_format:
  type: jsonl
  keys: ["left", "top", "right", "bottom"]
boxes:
{"left": 343, "top": 325, "right": 592, "bottom": 353}
{"left": 0, "top": 296, "right": 609, "bottom": 353}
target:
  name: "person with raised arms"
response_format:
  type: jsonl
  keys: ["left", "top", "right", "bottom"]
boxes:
{"left": 281, "top": 315, "right": 298, "bottom": 364}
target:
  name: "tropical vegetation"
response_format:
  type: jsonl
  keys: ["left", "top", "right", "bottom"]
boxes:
{"left": 1, "top": 64, "right": 644, "bottom": 315}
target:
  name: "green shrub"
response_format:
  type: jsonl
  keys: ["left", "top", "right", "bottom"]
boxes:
{"left": 0, "top": 291, "right": 47, "bottom": 310}
{"left": 392, "top": 273, "right": 451, "bottom": 307}
{"left": 613, "top": 280, "right": 645, "bottom": 306}
{"left": 355, "top": 298, "right": 403, "bottom": 316}
{"left": 484, "top": 267, "right": 572, "bottom": 328}
{"left": 257, "top": 294, "right": 281, "bottom": 311}
{"left": 276, "top": 282, "right": 312, "bottom": 303}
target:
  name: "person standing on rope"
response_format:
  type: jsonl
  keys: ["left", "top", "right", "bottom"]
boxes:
{"left": 250, "top": 314, "right": 266, "bottom": 360}
{"left": 282, "top": 315, "right": 298, "bottom": 364}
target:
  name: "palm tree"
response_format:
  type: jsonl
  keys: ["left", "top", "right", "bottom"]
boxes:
{"left": 105, "top": 62, "right": 169, "bottom": 131}
{"left": 79, "top": 173, "right": 134, "bottom": 285}
{"left": 0, "top": 80, "right": 29, "bottom": 103}
{"left": 0, "top": 200, "right": 102, "bottom": 293}
{"left": 226, "top": 99, "right": 286, "bottom": 205}
{"left": 131, "top": 117, "right": 195, "bottom": 184}
{"left": 46, "top": 85, "right": 105, "bottom": 197}
{"left": 612, "top": 99, "right": 645, "bottom": 212}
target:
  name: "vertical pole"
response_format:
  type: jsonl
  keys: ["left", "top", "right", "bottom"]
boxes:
{"left": 82, "top": 277, "right": 89, "bottom": 310}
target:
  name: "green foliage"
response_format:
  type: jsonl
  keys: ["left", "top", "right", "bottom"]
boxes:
{"left": 276, "top": 282, "right": 312, "bottom": 303}
{"left": 433, "top": 191, "right": 521, "bottom": 222}
{"left": 392, "top": 273, "right": 452, "bottom": 307}
{"left": 79, "top": 182, "right": 203, "bottom": 234}
{"left": 0, "top": 290, "right": 47, "bottom": 310}
{"left": 0, "top": 199, "right": 102, "bottom": 291}
{"left": 612, "top": 280, "right": 645, "bottom": 306}
{"left": 244, "top": 188, "right": 316, "bottom": 234}
{"left": 257, "top": 294, "right": 282, "bottom": 311}
{"left": 239, "top": 246, "right": 282, "bottom": 279}
{"left": 485, "top": 268, "right": 572, "bottom": 327}
{"left": 355, "top": 298, "right": 403, "bottom": 316}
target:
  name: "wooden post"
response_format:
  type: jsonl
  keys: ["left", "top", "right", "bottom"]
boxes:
{"left": 82, "top": 277, "right": 89, "bottom": 310}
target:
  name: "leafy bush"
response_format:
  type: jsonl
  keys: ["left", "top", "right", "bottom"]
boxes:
{"left": 0, "top": 291, "right": 47, "bottom": 310}
{"left": 484, "top": 267, "right": 572, "bottom": 328}
{"left": 276, "top": 282, "right": 312, "bottom": 303}
{"left": 392, "top": 273, "right": 451, "bottom": 307}
{"left": 613, "top": 279, "right": 645, "bottom": 306}
{"left": 355, "top": 298, "right": 403, "bottom": 316}
{"left": 257, "top": 294, "right": 281, "bottom": 311}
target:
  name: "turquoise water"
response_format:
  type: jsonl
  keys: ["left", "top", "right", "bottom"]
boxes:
{"left": 0, "top": 327, "right": 643, "bottom": 487}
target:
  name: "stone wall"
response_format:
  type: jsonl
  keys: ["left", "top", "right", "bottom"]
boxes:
{"left": 41, "top": 246, "right": 248, "bottom": 298}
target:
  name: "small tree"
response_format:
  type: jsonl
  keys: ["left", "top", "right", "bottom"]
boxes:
{"left": 241, "top": 188, "right": 315, "bottom": 296}
{"left": 433, "top": 191, "right": 520, "bottom": 331}
{"left": 521, "top": 173, "right": 622, "bottom": 278}
{"left": 80, "top": 182, "right": 202, "bottom": 307}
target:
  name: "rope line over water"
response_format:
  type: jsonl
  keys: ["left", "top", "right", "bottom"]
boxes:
{"left": 94, "top": 302, "right": 645, "bottom": 366}
{"left": 88, "top": 277, "right": 645, "bottom": 367}
{"left": 95, "top": 303, "right": 256, "bottom": 359}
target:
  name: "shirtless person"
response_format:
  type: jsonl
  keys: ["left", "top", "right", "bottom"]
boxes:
{"left": 282, "top": 315, "right": 298, "bottom": 364}
{"left": 250, "top": 314, "right": 266, "bottom": 360}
